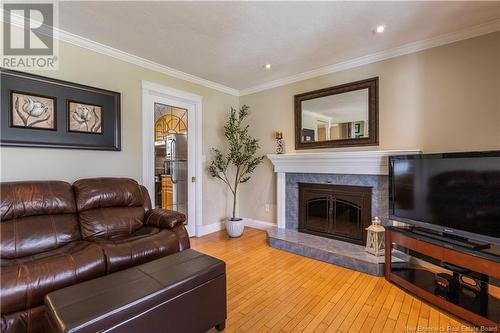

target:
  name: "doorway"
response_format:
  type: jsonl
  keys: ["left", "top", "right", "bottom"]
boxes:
{"left": 142, "top": 81, "right": 202, "bottom": 236}
{"left": 154, "top": 104, "right": 188, "bottom": 215}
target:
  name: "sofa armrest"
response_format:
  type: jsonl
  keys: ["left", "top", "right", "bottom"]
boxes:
{"left": 144, "top": 209, "right": 186, "bottom": 229}
{"left": 171, "top": 223, "right": 190, "bottom": 251}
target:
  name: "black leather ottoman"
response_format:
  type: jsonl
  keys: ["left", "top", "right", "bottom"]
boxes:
{"left": 45, "top": 249, "right": 226, "bottom": 333}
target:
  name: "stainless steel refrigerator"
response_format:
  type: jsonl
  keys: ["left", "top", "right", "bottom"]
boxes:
{"left": 154, "top": 133, "right": 187, "bottom": 217}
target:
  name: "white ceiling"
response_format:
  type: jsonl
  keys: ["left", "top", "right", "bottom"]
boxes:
{"left": 59, "top": 1, "right": 500, "bottom": 92}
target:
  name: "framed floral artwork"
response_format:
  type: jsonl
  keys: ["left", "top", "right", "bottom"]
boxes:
{"left": 11, "top": 91, "right": 56, "bottom": 130}
{"left": 68, "top": 101, "right": 103, "bottom": 134}
{"left": 1, "top": 69, "right": 121, "bottom": 150}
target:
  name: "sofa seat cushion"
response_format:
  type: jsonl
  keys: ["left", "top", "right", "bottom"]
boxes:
{"left": 94, "top": 227, "right": 180, "bottom": 273}
{"left": 0, "top": 241, "right": 106, "bottom": 314}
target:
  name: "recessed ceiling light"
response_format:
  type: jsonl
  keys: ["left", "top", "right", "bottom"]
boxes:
{"left": 375, "top": 25, "right": 385, "bottom": 33}
{"left": 264, "top": 63, "right": 271, "bottom": 69}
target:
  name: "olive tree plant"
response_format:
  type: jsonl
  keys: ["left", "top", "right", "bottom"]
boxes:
{"left": 208, "top": 105, "right": 264, "bottom": 220}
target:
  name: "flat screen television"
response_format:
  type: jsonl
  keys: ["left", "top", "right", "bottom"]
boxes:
{"left": 389, "top": 151, "right": 500, "bottom": 245}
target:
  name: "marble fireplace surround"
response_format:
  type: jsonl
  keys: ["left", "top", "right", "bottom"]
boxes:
{"left": 286, "top": 173, "right": 386, "bottom": 231}
{"left": 266, "top": 150, "right": 421, "bottom": 276}
{"left": 267, "top": 150, "right": 422, "bottom": 229}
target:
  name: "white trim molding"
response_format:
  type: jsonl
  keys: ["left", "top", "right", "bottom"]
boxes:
{"left": 243, "top": 219, "right": 276, "bottom": 230}
{"left": 267, "top": 150, "right": 422, "bottom": 228}
{"left": 197, "top": 222, "right": 225, "bottom": 237}
{"left": 276, "top": 172, "right": 287, "bottom": 230}
{"left": 142, "top": 81, "right": 203, "bottom": 104}
{"left": 61, "top": 32, "right": 240, "bottom": 96}
{"left": 196, "top": 219, "right": 275, "bottom": 237}
{"left": 142, "top": 81, "right": 203, "bottom": 237}
{"left": 240, "top": 19, "right": 500, "bottom": 95}
{"left": 267, "top": 150, "right": 421, "bottom": 175}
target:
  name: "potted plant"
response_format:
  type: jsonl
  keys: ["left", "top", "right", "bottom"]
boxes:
{"left": 208, "top": 105, "right": 264, "bottom": 237}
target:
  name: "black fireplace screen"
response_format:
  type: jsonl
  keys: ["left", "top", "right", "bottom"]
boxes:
{"left": 299, "top": 183, "right": 372, "bottom": 245}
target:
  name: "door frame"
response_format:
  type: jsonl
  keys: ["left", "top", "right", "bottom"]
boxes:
{"left": 142, "top": 80, "right": 203, "bottom": 236}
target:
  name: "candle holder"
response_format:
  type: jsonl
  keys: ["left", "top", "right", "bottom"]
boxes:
{"left": 275, "top": 131, "right": 284, "bottom": 154}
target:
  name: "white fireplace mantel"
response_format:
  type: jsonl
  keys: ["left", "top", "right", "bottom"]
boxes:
{"left": 267, "top": 150, "right": 421, "bottom": 228}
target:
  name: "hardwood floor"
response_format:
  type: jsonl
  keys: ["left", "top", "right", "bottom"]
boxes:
{"left": 191, "top": 227, "right": 472, "bottom": 333}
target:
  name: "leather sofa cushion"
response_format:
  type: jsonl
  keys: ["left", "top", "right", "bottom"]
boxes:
{"left": 0, "top": 181, "right": 80, "bottom": 259}
{"left": 74, "top": 178, "right": 147, "bottom": 239}
{"left": 73, "top": 178, "right": 144, "bottom": 211}
{"left": 1, "top": 181, "right": 76, "bottom": 221}
{"left": 79, "top": 206, "right": 144, "bottom": 239}
{"left": 1, "top": 214, "right": 81, "bottom": 259}
{"left": 0, "top": 241, "right": 105, "bottom": 314}
{"left": 94, "top": 227, "right": 180, "bottom": 273}
{"left": 1, "top": 305, "right": 46, "bottom": 333}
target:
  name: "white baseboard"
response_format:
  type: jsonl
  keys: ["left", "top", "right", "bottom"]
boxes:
{"left": 243, "top": 218, "right": 276, "bottom": 230}
{"left": 195, "top": 218, "right": 276, "bottom": 237}
{"left": 196, "top": 221, "right": 225, "bottom": 237}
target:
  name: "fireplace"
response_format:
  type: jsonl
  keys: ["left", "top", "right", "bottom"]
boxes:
{"left": 298, "top": 183, "right": 372, "bottom": 245}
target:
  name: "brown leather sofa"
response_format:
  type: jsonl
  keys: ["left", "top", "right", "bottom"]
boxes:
{"left": 0, "top": 178, "right": 189, "bottom": 333}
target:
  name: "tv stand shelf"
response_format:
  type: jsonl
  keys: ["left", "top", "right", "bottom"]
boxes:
{"left": 385, "top": 226, "right": 500, "bottom": 329}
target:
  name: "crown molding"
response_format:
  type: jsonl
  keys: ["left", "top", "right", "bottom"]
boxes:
{"left": 57, "top": 29, "right": 241, "bottom": 96}
{"left": 239, "top": 19, "right": 500, "bottom": 96}
{"left": 3, "top": 8, "right": 498, "bottom": 98}
{"left": 2, "top": 10, "right": 240, "bottom": 97}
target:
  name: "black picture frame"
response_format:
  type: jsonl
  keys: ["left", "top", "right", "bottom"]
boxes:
{"left": 1, "top": 68, "right": 121, "bottom": 150}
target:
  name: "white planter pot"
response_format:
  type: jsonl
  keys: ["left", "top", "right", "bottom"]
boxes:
{"left": 226, "top": 218, "right": 244, "bottom": 238}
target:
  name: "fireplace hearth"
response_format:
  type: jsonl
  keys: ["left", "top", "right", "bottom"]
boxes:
{"left": 265, "top": 151, "right": 420, "bottom": 275}
{"left": 298, "top": 183, "right": 372, "bottom": 245}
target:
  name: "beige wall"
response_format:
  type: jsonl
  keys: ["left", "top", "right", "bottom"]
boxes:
{"left": 0, "top": 40, "right": 239, "bottom": 226}
{"left": 239, "top": 32, "right": 500, "bottom": 223}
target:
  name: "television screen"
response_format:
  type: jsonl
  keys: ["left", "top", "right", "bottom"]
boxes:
{"left": 390, "top": 152, "right": 500, "bottom": 243}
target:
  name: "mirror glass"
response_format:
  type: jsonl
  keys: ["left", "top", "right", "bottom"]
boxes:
{"left": 300, "top": 88, "right": 369, "bottom": 143}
